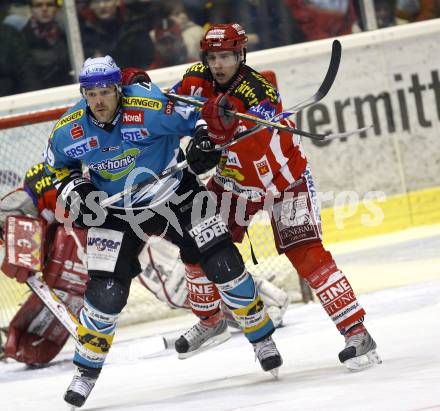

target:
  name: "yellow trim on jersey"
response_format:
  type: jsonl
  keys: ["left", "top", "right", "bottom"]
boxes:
{"left": 122, "top": 97, "right": 163, "bottom": 110}
{"left": 51, "top": 109, "right": 85, "bottom": 136}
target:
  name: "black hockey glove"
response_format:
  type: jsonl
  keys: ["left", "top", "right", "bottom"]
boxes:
{"left": 186, "top": 124, "right": 221, "bottom": 175}
{"left": 57, "top": 177, "right": 107, "bottom": 228}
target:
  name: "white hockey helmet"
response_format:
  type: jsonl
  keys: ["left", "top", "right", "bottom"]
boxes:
{"left": 79, "top": 55, "right": 122, "bottom": 91}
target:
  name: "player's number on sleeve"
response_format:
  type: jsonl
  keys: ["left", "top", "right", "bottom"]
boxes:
{"left": 44, "top": 142, "right": 55, "bottom": 166}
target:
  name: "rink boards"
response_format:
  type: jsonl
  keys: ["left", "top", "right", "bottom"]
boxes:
{"left": 1, "top": 21, "right": 440, "bottom": 321}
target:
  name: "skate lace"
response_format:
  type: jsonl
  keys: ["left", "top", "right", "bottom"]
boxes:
{"left": 253, "top": 337, "right": 279, "bottom": 361}
{"left": 68, "top": 371, "right": 96, "bottom": 398}
{"left": 345, "top": 331, "right": 366, "bottom": 349}
{"left": 182, "top": 320, "right": 221, "bottom": 344}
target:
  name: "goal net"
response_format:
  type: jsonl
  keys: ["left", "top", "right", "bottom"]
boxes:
{"left": 0, "top": 104, "right": 307, "bottom": 334}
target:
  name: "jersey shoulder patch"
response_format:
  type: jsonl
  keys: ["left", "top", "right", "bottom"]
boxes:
{"left": 122, "top": 84, "right": 165, "bottom": 111}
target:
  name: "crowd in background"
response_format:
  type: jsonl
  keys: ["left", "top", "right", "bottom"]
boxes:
{"left": 1, "top": 0, "right": 440, "bottom": 97}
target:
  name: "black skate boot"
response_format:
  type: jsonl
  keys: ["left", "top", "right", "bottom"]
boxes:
{"left": 339, "top": 323, "right": 382, "bottom": 371}
{"left": 64, "top": 365, "right": 100, "bottom": 408}
{"left": 175, "top": 318, "right": 231, "bottom": 359}
{"left": 253, "top": 335, "right": 283, "bottom": 377}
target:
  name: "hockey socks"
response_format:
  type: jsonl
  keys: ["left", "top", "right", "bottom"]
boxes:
{"left": 307, "top": 261, "right": 366, "bottom": 332}
{"left": 73, "top": 299, "right": 117, "bottom": 370}
{"left": 217, "top": 270, "right": 274, "bottom": 343}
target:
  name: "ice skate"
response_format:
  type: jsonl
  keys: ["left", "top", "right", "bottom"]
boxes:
{"left": 338, "top": 324, "right": 382, "bottom": 371}
{"left": 64, "top": 366, "right": 100, "bottom": 408}
{"left": 175, "top": 318, "right": 231, "bottom": 359}
{"left": 253, "top": 335, "right": 283, "bottom": 377}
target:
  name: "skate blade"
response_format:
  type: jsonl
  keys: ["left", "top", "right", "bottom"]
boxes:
{"left": 344, "top": 349, "right": 382, "bottom": 372}
{"left": 269, "top": 367, "right": 281, "bottom": 379}
{"left": 178, "top": 329, "right": 231, "bottom": 359}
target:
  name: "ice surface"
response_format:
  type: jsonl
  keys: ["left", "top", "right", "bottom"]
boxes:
{"left": 1, "top": 225, "right": 439, "bottom": 411}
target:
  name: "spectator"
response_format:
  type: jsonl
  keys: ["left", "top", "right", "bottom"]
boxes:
{"left": 149, "top": 19, "right": 193, "bottom": 69}
{"left": 179, "top": 0, "right": 211, "bottom": 27}
{"left": 395, "top": 0, "right": 438, "bottom": 22}
{"left": 285, "top": 0, "right": 358, "bottom": 41}
{"left": 80, "top": 0, "right": 155, "bottom": 68}
{"left": 375, "top": 0, "right": 397, "bottom": 27}
{"left": 3, "top": 2, "right": 30, "bottom": 31}
{"left": 20, "top": 0, "right": 72, "bottom": 89}
{"left": 168, "top": 1, "right": 205, "bottom": 61}
{"left": 238, "top": 0, "right": 305, "bottom": 49}
{"left": 75, "top": 0, "right": 90, "bottom": 17}
{"left": 0, "top": 20, "right": 38, "bottom": 96}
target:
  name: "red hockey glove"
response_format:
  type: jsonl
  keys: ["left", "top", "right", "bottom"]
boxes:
{"left": 121, "top": 67, "right": 151, "bottom": 85}
{"left": 201, "top": 94, "right": 239, "bottom": 145}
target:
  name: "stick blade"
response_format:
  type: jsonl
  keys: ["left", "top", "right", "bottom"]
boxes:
{"left": 289, "top": 39, "right": 342, "bottom": 113}
{"left": 316, "top": 39, "right": 342, "bottom": 99}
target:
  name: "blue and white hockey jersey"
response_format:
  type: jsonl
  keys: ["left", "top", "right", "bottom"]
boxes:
{"left": 44, "top": 83, "right": 201, "bottom": 207}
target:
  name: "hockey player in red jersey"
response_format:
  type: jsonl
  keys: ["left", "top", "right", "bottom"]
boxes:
{"left": 172, "top": 23, "right": 381, "bottom": 371}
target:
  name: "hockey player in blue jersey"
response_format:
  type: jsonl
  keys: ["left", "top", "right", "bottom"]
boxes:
{"left": 44, "top": 56, "right": 282, "bottom": 408}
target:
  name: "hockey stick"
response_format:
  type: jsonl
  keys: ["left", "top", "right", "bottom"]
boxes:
{"left": 100, "top": 159, "right": 189, "bottom": 208}
{"left": 283, "top": 39, "right": 341, "bottom": 115}
{"left": 16, "top": 44, "right": 343, "bottom": 338}
{"left": 208, "top": 124, "right": 372, "bottom": 151}
{"left": 99, "top": 123, "right": 262, "bottom": 208}
{"left": 165, "top": 40, "right": 370, "bottom": 141}
{"left": 13, "top": 43, "right": 342, "bottom": 344}
{"left": 26, "top": 275, "right": 80, "bottom": 340}
{"left": 100, "top": 40, "right": 357, "bottom": 207}
{"left": 165, "top": 92, "right": 335, "bottom": 140}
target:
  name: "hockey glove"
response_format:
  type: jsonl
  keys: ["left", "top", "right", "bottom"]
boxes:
{"left": 202, "top": 94, "right": 239, "bottom": 145}
{"left": 186, "top": 123, "right": 221, "bottom": 175}
{"left": 57, "top": 177, "right": 107, "bottom": 228}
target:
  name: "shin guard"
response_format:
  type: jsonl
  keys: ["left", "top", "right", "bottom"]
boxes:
{"left": 217, "top": 270, "right": 274, "bottom": 343}
{"left": 185, "top": 263, "right": 222, "bottom": 321}
{"left": 73, "top": 299, "right": 117, "bottom": 369}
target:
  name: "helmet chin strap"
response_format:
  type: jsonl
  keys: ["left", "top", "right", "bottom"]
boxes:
{"left": 241, "top": 49, "right": 247, "bottom": 64}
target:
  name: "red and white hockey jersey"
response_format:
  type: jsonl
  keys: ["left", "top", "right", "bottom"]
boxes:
{"left": 173, "top": 63, "right": 308, "bottom": 200}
